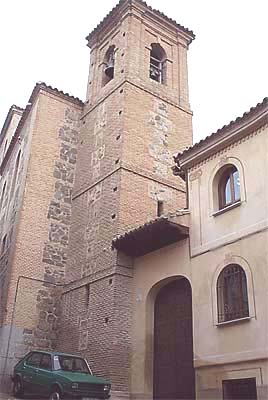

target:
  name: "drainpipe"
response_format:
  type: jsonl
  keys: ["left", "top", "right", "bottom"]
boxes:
{"left": 1, "top": 275, "right": 64, "bottom": 386}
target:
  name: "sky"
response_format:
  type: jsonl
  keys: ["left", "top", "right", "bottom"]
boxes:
{"left": 0, "top": 0, "right": 267, "bottom": 143}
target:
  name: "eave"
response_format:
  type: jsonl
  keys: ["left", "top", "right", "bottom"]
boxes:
{"left": 174, "top": 97, "right": 268, "bottom": 170}
{"left": 112, "top": 216, "right": 189, "bottom": 257}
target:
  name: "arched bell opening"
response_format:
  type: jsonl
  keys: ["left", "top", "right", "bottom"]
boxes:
{"left": 149, "top": 43, "right": 167, "bottom": 84}
{"left": 103, "top": 45, "right": 115, "bottom": 86}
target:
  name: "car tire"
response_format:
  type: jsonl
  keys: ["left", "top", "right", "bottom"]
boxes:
{"left": 12, "top": 377, "right": 24, "bottom": 398}
{"left": 49, "top": 386, "right": 62, "bottom": 400}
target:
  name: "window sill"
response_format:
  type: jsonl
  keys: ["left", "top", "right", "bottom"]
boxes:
{"left": 216, "top": 316, "right": 251, "bottom": 327}
{"left": 212, "top": 200, "right": 241, "bottom": 217}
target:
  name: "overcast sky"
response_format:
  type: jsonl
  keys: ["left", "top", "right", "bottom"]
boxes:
{"left": 0, "top": 0, "right": 267, "bottom": 143}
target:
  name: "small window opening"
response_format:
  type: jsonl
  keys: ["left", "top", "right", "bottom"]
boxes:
{"left": 149, "top": 43, "right": 167, "bottom": 84}
{"left": 10, "top": 151, "right": 21, "bottom": 197}
{"left": 103, "top": 45, "right": 115, "bottom": 86}
{"left": 157, "top": 200, "right": 164, "bottom": 217}
{"left": 85, "top": 284, "right": 90, "bottom": 308}
{"left": 109, "top": 278, "right": 113, "bottom": 285}
{"left": 0, "top": 182, "right": 7, "bottom": 209}
{"left": 1, "top": 235, "right": 7, "bottom": 255}
{"left": 105, "top": 317, "right": 109, "bottom": 324}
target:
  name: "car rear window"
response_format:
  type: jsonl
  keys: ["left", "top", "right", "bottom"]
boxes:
{"left": 53, "top": 355, "right": 91, "bottom": 374}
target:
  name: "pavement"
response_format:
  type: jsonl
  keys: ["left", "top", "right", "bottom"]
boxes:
{"left": 0, "top": 394, "right": 34, "bottom": 400}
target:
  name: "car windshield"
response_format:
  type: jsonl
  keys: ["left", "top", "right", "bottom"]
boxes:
{"left": 53, "top": 355, "right": 91, "bottom": 374}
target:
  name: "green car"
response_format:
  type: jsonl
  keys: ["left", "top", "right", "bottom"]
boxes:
{"left": 11, "top": 350, "right": 111, "bottom": 400}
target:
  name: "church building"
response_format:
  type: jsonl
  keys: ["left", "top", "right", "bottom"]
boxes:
{"left": 0, "top": 1, "right": 267, "bottom": 399}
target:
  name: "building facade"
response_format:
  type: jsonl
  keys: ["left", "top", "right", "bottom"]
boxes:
{"left": 0, "top": 84, "right": 83, "bottom": 388}
{"left": 0, "top": 1, "right": 267, "bottom": 399}
{"left": 113, "top": 97, "right": 268, "bottom": 399}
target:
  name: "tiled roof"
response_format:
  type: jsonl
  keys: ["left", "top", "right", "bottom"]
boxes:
{"left": 174, "top": 97, "right": 268, "bottom": 164}
{"left": 0, "top": 82, "right": 83, "bottom": 175}
{"left": 0, "top": 105, "right": 24, "bottom": 144}
{"left": 112, "top": 211, "right": 189, "bottom": 257}
{"left": 113, "top": 209, "right": 189, "bottom": 242}
{"left": 86, "top": 0, "right": 195, "bottom": 44}
{"left": 31, "top": 82, "right": 83, "bottom": 106}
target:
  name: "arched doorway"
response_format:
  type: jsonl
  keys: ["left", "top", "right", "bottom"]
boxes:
{"left": 153, "top": 277, "right": 195, "bottom": 399}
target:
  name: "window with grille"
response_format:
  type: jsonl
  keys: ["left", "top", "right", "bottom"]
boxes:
{"left": 217, "top": 264, "right": 249, "bottom": 323}
{"left": 149, "top": 43, "right": 166, "bottom": 84}
{"left": 222, "top": 378, "right": 257, "bottom": 400}
{"left": 218, "top": 165, "right": 240, "bottom": 209}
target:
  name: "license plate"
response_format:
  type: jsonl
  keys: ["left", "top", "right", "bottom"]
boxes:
{"left": 82, "top": 398, "right": 97, "bottom": 400}
{"left": 82, "top": 398, "right": 98, "bottom": 400}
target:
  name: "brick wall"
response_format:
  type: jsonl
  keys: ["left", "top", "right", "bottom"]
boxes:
{"left": 0, "top": 87, "right": 82, "bottom": 387}
{"left": 60, "top": 2, "right": 193, "bottom": 394}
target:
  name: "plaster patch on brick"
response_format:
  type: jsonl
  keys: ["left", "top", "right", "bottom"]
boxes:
{"left": 94, "top": 102, "right": 107, "bottom": 134}
{"left": 79, "top": 330, "right": 88, "bottom": 350}
{"left": 154, "top": 100, "right": 168, "bottom": 117}
{"left": 91, "top": 145, "right": 105, "bottom": 165}
{"left": 148, "top": 101, "right": 173, "bottom": 180}
{"left": 153, "top": 162, "right": 168, "bottom": 177}
{"left": 92, "top": 163, "right": 101, "bottom": 180}
{"left": 148, "top": 182, "right": 173, "bottom": 201}
{"left": 82, "top": 261, "right": 97, "bottom": 278}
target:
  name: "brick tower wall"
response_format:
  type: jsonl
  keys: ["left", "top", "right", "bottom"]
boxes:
{"left": 60, "top": 1, "right": 194, "bottom": 395}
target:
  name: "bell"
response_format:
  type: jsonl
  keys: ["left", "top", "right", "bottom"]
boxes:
{"left": 104, "top": 61, "right": 114, "bottom": 78}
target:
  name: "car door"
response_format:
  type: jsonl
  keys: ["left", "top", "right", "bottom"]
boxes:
{"left": 37, "top": 353, "right": 54, "bottom": 396}
{"left": 23, "top": 352, "right": 43, "bottom": 395}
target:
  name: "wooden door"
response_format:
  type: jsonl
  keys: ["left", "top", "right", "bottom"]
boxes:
{"left": 153, "top": 278, "right": 195, "bottom": 399}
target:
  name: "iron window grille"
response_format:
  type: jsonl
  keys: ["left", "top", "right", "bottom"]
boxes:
{"left": 217, "top": 264, "right": 249, "bottom": 323}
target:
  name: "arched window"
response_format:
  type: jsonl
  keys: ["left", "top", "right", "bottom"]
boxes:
{"left": 149, "top": 43, "right": 166, "bottom": 84}
{"left": 217, "top": 264, "right": 249, "bottom": 323}
{"left": 218, "top": 165, "right": 240, "bottom": 209}
{"left": 103, "top": 45, "right": 115, "bottom": 86}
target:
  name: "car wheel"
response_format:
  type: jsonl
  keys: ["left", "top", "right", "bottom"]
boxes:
{"left": 13, "top": 378, "right": 24, "bottom": 398}
{"left": 49, "top": 387, "right": 62, "bottom": 400}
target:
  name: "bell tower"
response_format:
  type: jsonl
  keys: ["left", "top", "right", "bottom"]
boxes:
{"left": 61, "top": 0, "right": 194, "bottom": 396}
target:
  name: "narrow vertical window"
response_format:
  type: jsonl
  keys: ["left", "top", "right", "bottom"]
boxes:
{"left": 0, "top": 182, "right": 6, "bottom": 208}
{"left": 149, "top": 44, "right": 167, "bottom": 84}
{"left": 157, "top": 200, "right": 164, "bottom": 217}
{"left": 10, "top": 151, "right": 21, "bottom": 197}
{"left": 85, "top": 284, "right": 90, "bottom": 308}
{"left": 1, "top": 235, "right": 7, "bottom": 255}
